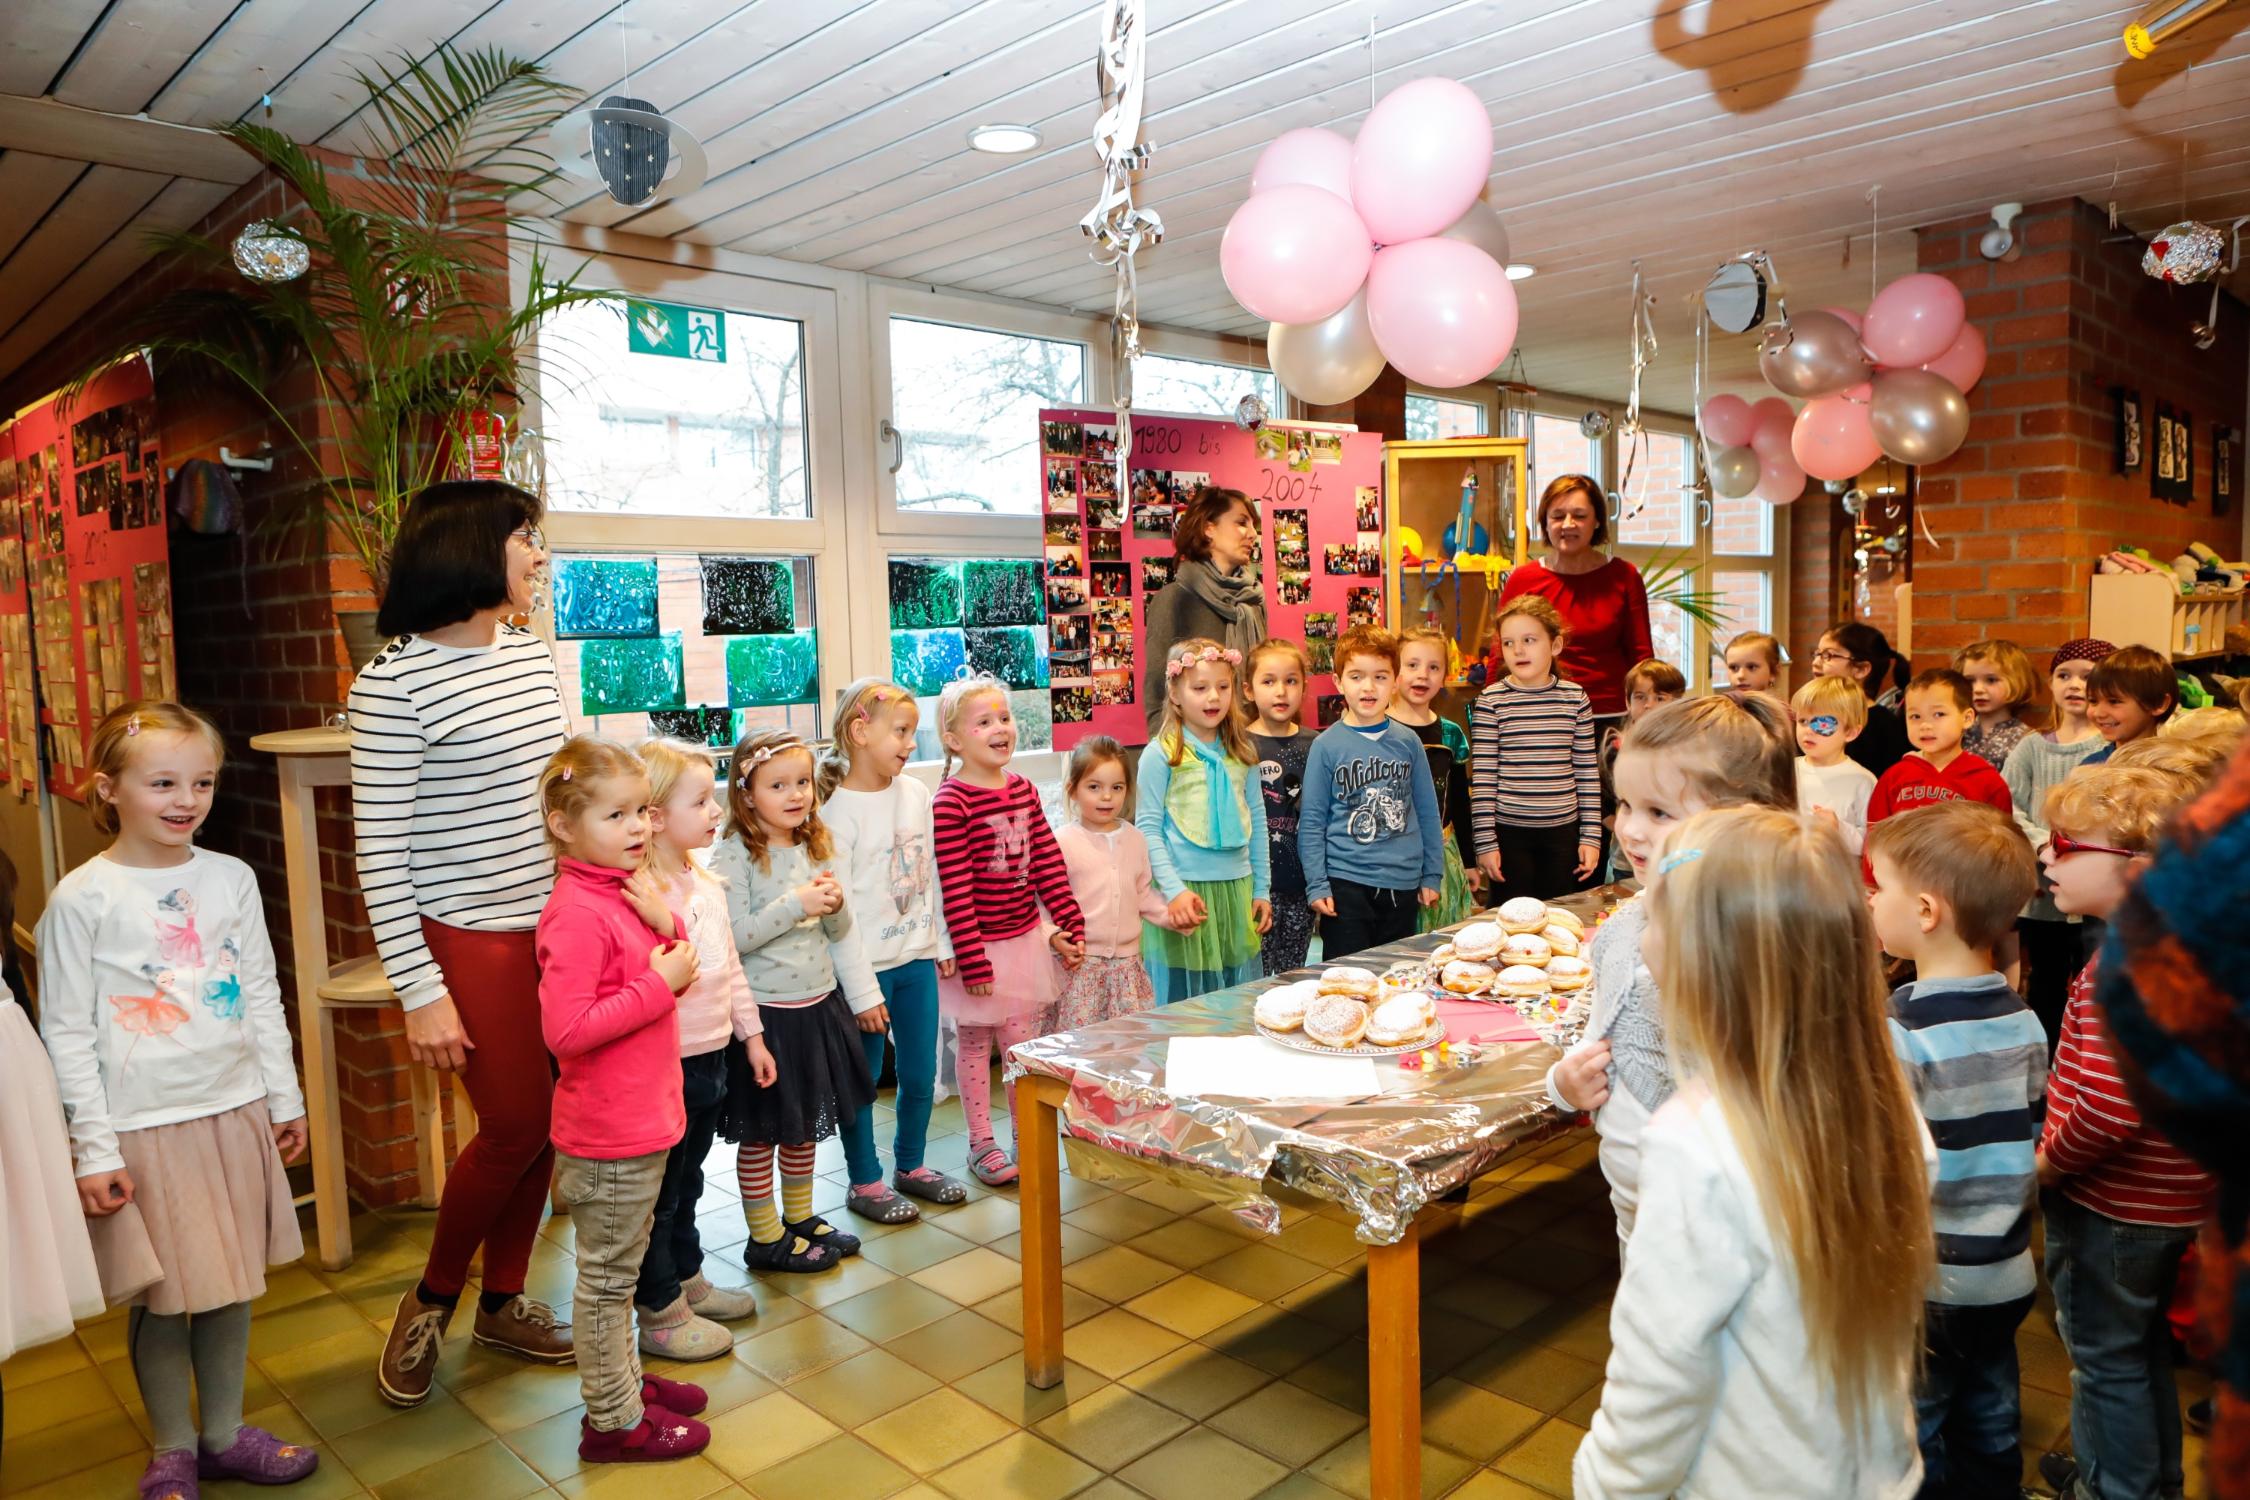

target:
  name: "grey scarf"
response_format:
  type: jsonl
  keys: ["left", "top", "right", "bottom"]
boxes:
{"left": 1175, "top": 557, "right": 1267, "bottom": 660}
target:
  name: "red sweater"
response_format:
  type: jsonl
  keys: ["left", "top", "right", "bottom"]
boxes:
{"left": 1867, "top": 749, "right": 2012, "bottom": 825}
{"left": 1491, "top": 558, "right": 1652, "bottom": 717}
{"left": 536, "top": 858, "right": 685, "bottom": 1161}
{"left": 931, "top": 773, "right": 1084, "bottom": 989}
{"left": 2041, "top": 958, "right": 2213, "bottom": 1227}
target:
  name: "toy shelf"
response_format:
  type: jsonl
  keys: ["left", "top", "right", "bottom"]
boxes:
{"left": 1382, "top": 437, "right": 1530, "bottom": 686}
{"left": 2088, "top": 570, "right": 2245, "bottom": 662}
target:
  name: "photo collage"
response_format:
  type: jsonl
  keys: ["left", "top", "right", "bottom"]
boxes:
{"left": 1041, "top": 420, "right": 1139, "bottom": 723}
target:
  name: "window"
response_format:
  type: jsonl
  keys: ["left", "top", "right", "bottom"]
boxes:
{"left": 1133, "top": 355, "right": 1278, "bottom": 418}
{"left": 1526, "top": 411, "right": 1600, "bottom": 514}
{"left": 1405, "top": 394, "right": 1489, "bottom": 440}
{"left": 540, "top": 298, "right": 810, "bottom": 519}
{"left": 889, "top": 318, "right": 1086, "bottom": 515}
{"left": 887, "top": 555, "right": 1053, "bottom": 757}
{"left": 1613, "top": 430, "right": 1692, "bottom": 548}
{"left": 548, "top": 552, "right": 822, "bottom": 747}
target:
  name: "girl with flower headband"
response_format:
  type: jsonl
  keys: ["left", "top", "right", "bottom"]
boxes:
{"left": 815, "top": 678, "right": 965, "bottom": 1221}
{"left": 710, "top": 729, "right": 886, "bottom": 1266}
{"left": 1137, "top": 638, "right": 1271, "bottom": 1005}
{"left": 929, "top": 676, "right": 1084, "bottom": 1186}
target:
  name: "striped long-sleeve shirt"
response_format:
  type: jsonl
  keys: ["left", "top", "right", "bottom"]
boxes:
{"left": 2042, "top": 957, "right": 2214, "bottom": 1227}
{"left": 347, "top": 626, "right": 570, "bottom": 1011}
{"left": 930, "top": 773, "right": 1084, "bottom": 989}
{"left": 1886, "top": 973, "right": 2047, "bottom": 1306}
{"left": 1467, "top": 674, "right": 1601, "bottom": 850}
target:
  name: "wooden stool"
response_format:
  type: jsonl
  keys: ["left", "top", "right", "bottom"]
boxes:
{"left": 258, "top": 725, "right": 477, "bottom": 1270}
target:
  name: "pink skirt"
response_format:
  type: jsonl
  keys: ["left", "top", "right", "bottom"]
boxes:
{"left": 0, "top": 1000, "right": 110, "bottom": 1359}
{"left": 938, "top": 927, "right": 1058, "bottom": 1027}
{"left": 88, "top": 1098, "right": 303, "bottom": 1315}
{"left": 1039, "top": 953, "right": 1156, "bottom": 1037}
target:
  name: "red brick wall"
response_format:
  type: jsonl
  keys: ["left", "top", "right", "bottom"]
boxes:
{"left": 1908, "top": 198, "right": 2247, "bottom": 666}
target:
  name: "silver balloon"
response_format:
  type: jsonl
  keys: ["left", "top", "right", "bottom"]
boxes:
{"left": 1757, "top": 310, "right": 1872, "bottom": 399}
{"left": 1268, "top": 286, "right": 1385, "bottom": 406}
{"left": 1869, "top": 369, "right": 1971, "bottom": 466}
{"left": 1710, "top": 445, "right": 1761, "bottom": 499}
{"left": 1436, "top": 196, "right": 1510, "bottom": 267}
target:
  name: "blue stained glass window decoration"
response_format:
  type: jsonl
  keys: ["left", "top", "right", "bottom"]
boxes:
{"left": 553, "top": 557, "right": 659, "bottom": 639}
{"left": 726, "top": 629, "right": 818, "bottom": 707}
{"left": 962, "top": 559, "right": 1045, "bottom": 627}
{"left": 889, "top": 559, "right": 963, "bottom": 630}
{"left": 700, "top": 556, "right": 795, "bottom": 635}
{"left": 965, "top": 625, "right": 1048, "bottom": 689}
{"left": 580, "top": 633, "right": 685, "bottom": 714}
{"left": 891, "top": 628, "right": 967, "bottom": 698}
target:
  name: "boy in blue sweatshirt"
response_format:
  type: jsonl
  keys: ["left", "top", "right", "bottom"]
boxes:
{"left": 1299, "top": 624, "right": 1445, "bottom": 961}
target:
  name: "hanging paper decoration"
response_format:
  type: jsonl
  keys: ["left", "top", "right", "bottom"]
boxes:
{"left": 2143, "top": 220, "right": 2227, "bottom": 284}
{"left": 231, "top": 221, "right": 308, "bottom": 283}
{"left": 1080, "top": 0, "right": 1163, "bottom": 502}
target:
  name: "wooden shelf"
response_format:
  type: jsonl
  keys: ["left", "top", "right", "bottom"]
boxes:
{"left": 1381, "top": 437, "right": 1529, "bottom": 682}
{"left": 2088, "top": 571, "right": 2244, "bottom": 660}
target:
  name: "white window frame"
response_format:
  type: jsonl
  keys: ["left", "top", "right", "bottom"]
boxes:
{"left": 1405, "top": 382, "right": 1498, "bottom": 439}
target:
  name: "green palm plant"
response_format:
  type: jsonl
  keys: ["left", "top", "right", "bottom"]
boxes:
{"left": 1638, "top": 544, "right": 1729, "bottom": 633}
{"left": 89, "top": 43, "right": 612, "bottom": 595}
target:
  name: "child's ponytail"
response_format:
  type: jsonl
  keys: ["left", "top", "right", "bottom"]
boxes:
{"left": 821, "top": 677, "right": 917, "bottom": 801}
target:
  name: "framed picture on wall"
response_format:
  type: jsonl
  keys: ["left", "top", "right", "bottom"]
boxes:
{"left": 2216, "top": 425, "right": 2241, "bottom": 517}
{"left": 2114, "top": 388, "right": 2142, "bottom": 473}
{"left": 2152, "top": 403, "right": 2192, "bottom": 504}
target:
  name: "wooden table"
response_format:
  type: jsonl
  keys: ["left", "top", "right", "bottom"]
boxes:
{"left": 1007, "top": 900, "right": 1616, "bottom": 1500}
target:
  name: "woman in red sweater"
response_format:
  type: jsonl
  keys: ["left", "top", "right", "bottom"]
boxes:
{"left": 1489, "top": 474, "right": 1653, "bottom": 724}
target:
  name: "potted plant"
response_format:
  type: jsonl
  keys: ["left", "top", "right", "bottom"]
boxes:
{"left": 95, "top": 44, "right": 612, "bottom": 666}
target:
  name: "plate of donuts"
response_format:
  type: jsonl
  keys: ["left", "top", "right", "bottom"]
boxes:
{"left": 1438, "top": 902, "right": 1595, "bottom": 1043}
{"left": 1254, "top": 971, "right": 1445, "bottom": 1057}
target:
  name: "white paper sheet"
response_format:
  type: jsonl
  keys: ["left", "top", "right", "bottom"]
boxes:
{"left": 1162, "top": 1035, "right": 1381, "bottom": 1100}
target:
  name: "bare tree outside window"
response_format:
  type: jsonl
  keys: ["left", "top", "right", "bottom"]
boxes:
{"left": 891, "top": 319, "right": 1086, "bottom": 515}
{"left": 1134, "top": 354, "right": 1278, "bottom": 419}
{"left": 1405, "top": 395, "right": 1488, "bottom": 440}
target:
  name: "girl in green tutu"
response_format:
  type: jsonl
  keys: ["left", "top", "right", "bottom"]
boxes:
{"left": 1135, "top": 639, "right": 1273, "bottom": 1004}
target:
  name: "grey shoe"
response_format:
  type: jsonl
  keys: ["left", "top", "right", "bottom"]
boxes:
{"left": 682, "top": 1272, "right": 758, "bottom": 1322}
{"left": 637, "top": 1295, "right": 733, "bottom": 1362}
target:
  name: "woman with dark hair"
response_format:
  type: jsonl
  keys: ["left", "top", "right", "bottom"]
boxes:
{"left": 1812, "top": 620, "right": 1911, "bottom": 776}
{"left": 347, "top": 481, "right": 574, "bottom": 1407}
{"left": 1140, "top": 485, "right": 1265, "bottom": 734}
{"left": 1490, "top": 474, "right": 1654, "bottom": 725}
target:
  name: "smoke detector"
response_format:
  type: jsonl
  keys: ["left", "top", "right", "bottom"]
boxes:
{"left": 1979, "top": 203, "right": 2024, "bottom": 262}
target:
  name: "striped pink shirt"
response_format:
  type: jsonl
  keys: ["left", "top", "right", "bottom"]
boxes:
{"left": 2040, "top": 958, "right": 2213, "bottom": 1227}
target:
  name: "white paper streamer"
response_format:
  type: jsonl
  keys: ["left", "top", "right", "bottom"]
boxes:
{"left": 1080, "top": 0, "right": 1162, "bottom": 492}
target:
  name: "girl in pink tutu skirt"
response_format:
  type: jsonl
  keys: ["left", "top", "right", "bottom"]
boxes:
{"left": 37, "top": 702, "right": 314, "bottom": 1500}
{"left": 1043, "top": 736, "right": 1178, "bottom": 1036}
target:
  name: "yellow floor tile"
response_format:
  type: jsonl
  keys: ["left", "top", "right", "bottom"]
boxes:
{"left": 211, "top": 1441, "right": 367, "bottom": 1500}
{"left": 1205, "top": 1305, "right": 1346, "bottom": 1377}
{"left": 779, "top": 1256, "right": 899, "bottom": 1309}
{"left": 247, "top": 1297, "right": 378, "bottom": 1361}
{"left": 1305, "top": 1430, "right": 1479, "bottom": 1500}
{"left": 883, "top": 1309, "right": 1022, "bottom": 1384}
{"left": 1450, "top": 1337, "right": 1604, "bottom": 1415}
{"left": 1124, "top": 1274, "right": 1263, "bottom": 1339}
{"left": 453, "top": 1362, "right": 586, "bottom": 1433}
{"left": 1198, "top": 1243, "right": 1331, "bottom": 1302}
{"left": 501, "top": 1402, "right": 596, "bottom": 1484}
{"left": 1206, "top": 1378, "right": 1367, "bottom": 1467}
{"left": 1117, "top": 1425, "right": 1290, "bottom": 1500}
{"left": 744, "top": 1433, "right": 915, "bottom": 1500}
{"left": 986, "top": 1221, "right": 1112, "bottom": 1266}
{"left": 327, "top": 1391, "right": 492, "bottom": 1488}
{"left": 734, "top": 1313, "right": 872, "bottom": 1385}
{"left": 857, "top": 1387, "right": 1019, "bottom": 1473}
{"left": 1132, "top": 1218, "right": 1250, "bottom": 1270}
{"left": 972, "top": 1281, "right": 1108, "bottom": 1334}
{"left": 255, "top": 1323, "right": 390, "bottom": 1389}
{"left": 1063, "top": 1195, "right": 1178, "bottom": 1243}
{"left": 1118, "top": 1343, "right": 1274, "bottom": 1419}
{"left": 1446, "top": 1466, "right": 1559, "bottom": 1499}
{"left": 857, "top": 1225, "right": 980, "bottom": 1276}
{"left": 1, "top": 1335, "right": 93, "bottom": 1390}
{"left": 4, "top": 1364, "right": 117, "bottom": 1429}
{"left": 926, "top": 1195, "right": 1026, "bottom": 1245}
{"left": 1488, "top": 1418, "right": 1588, "bottom": 1497}
{"left": 911, "top": 1246, "right": 1024, "bottom": 1307}
{"left": 1063, "top": 1244, "right": 1184, "bottom": 1303}
{"left": 789, "top": 1348, "right": 940, "bottom": 1427}
{"left": 1420, "top": 1377, "right": 1545, "bottom": 1462}
{"left": 953, "top": 1354, "right": 1108, "bottom": 1427}
{"left": 930, "top": 1430, "right": 1099, "bottom": 1500}
{"left": 1030, "top": 1381, "right": 1192, "bottom": 1467}
{"left": 1062, "top": 1308, "right": 1189, "bottom": 1379}
{"left": 5, "top": 1451, "right": 151, "bottom": 1500}
{"left": 703, "top": 1391, "right": 839, "bottom": 1478}
{"left": 825, "top": 1278, "right": 963, "bottom": 1342}
{"left": 555, "top": 1452, "right": 733, "bottom": 1499}
{"left": 372, "top": 1436, "right": 548, "bottom": 1500}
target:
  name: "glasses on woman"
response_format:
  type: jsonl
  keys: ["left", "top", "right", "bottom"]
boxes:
{"left": 510, "top": 525, "right": 546, "bottom": 550}
{"left": 2047, "top": 830, "right": 2137, "bottom": 861}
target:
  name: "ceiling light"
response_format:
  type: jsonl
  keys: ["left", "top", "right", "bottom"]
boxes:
{"left": 968, "top": 123, "right": 1041, "bottom": 155}
{"left": 1505, "top": 263, "right": 1535, "bottom": 281}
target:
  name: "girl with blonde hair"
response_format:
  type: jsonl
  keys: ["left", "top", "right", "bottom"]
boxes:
{"left": 1954, "top": 638, "right": 2044, "bottom": 767}
{"left": 1575, "top": 805, "right": 1933, "bottom": 1498}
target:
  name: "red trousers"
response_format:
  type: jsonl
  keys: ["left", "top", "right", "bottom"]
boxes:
{"left": 416, "top": 920, "right": 554, "bottom": 1298}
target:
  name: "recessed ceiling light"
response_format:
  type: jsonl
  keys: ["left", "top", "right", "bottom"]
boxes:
{"left": 1505, "top": 263, "right": 1536, "bottom": 281}
{"left": 968, "top": 123, "right": 1041, "bottom": 155}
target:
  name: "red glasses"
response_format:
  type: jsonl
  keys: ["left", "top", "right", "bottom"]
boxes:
{"left": 2048, "top": 830, "right": 2138, "bottom": 861}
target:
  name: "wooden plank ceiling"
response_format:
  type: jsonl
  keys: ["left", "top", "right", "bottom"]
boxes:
{"left": 1, "top": 0, "right": 2247, "bottom": 405}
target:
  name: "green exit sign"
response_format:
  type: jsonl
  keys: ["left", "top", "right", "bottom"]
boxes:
{"left": 627, "top": 299, "right": 726, "bottom": 362}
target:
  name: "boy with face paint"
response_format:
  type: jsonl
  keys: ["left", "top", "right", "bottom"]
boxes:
{"left": 1791, "top": 676, "right": 1877, "bottom": 855}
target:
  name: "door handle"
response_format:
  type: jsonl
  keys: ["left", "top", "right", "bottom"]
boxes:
{"left": 879, "top": 418, "right": 903, "bottom": 476}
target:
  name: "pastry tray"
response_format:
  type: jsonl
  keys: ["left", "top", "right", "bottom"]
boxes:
{"left": 1255, "top": 1019, "right": 1447, "bottom": 1058}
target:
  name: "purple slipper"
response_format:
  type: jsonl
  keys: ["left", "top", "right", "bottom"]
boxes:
{"left": 141, "top": 1449, "right": 199, "bottom": 1500}
{"left": 198, "top": 1425, "right": 319, "bottom": 1484}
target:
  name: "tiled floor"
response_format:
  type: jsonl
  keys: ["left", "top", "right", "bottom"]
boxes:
{"left": 0, "top": 1089, "right": 2212, "bottom": 1499}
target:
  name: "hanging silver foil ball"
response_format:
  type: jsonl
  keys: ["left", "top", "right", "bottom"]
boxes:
{"left": 2143, "top": 221, "right": 2225, "bottom": 284}
{"left": 231, "top": 221, "right": 307, "bottom": 283}
{"left": 1579, "top": 409, "right": 1612, "bottom": 439}
{"left": 1234, "top": 393, "right": 1268, "bottom": 430}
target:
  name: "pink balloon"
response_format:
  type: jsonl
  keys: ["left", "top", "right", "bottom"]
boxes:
{"left": 1863, "top": 273, "right": 1966, "bottom": 368}
{"left": 1220, "top": 185, "right": 1374, "bottom": 326}
{"left": 1349, "top": 78, "right": 1494, "bottom": 244}
{"left": 1819, "top": 306, "right": 1865, "bottom": 336}
{"left": 1701, "top": 394, "right": 1756, "bottom": 448}
{"left": 1250, "top": 128, "right": 1354, "bottom": 199}
{"left": 1921, "top": 321, "right": 1987, "bottom": 393}
{"left": 1364, "top": 238, "right": 1519, "bottom": 388}
{"left": 1749, "top": 396, "right": 1797, "bottom": 463}
{"left": 1754, "top": 453, "right": 1807, "bottom": 505}
{"left": 1791, "top": 394, "right": 1882, "bottom": 483}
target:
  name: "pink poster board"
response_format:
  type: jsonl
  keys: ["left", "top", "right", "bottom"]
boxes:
{"left": 1037, "top": 406, "right": 1385, "bottom": 751}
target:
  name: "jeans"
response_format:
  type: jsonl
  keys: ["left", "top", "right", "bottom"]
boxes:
{"left": 1320, "top": 877, "right": 1419, "bottom": 963}
{"left": 555, "top": 1149, "right": 667, "bottom": 1432}
{"left": 2044, "top": 1191, "right": 2194, "bottom": 1500}
{"left": 1915, "top": 1294, "right": 2033, "bottom": 1500}
{"left": 840, "top": 960, "right": 940, "bottom": 1183}
{"left": 633, "top": 1049, "right": 726, "bottom": 1314}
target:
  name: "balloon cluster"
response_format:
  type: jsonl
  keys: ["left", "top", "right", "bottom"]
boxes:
{"left": 1702, "top": 272, "right": 1984, "bottom": 504}
{"left": 1222, "top": 79, "right": 1518, "bottom": 402}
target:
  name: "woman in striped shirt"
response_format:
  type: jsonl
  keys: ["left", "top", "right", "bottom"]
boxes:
{"left": 1469, "top": 595, "right": 1602, "bottom": 902}
{"left": 347, "top": 482, "right": 574, "bottom": 1407}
